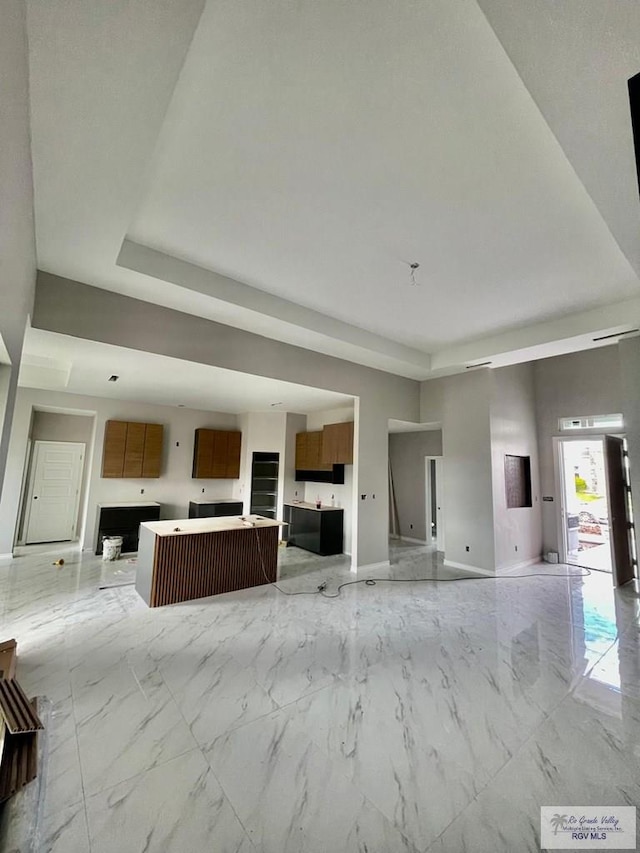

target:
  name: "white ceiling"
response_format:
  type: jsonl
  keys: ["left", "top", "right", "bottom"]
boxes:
{"left": 19, "top": 328, "right": 354, "bottom": 415}
{"left": 476, "top": 0, "right": 640, "bottom": 282}
{"left": 25, "top": 0, "right": 640, "bottom": 379}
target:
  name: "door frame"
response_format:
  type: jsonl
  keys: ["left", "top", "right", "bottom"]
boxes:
{"left": 425, "top": 456, "right": 444, "bottom": 551}
{"left": 23, "top": 440, "right": 85, "bottom": 545}
{"left": 604, "top": 434, "right": 637, "bottom": 587}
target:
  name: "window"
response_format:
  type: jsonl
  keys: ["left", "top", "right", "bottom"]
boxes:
{"left": 559, "top": 414, "right": 623, "bottom": 432}
{"left": 505, "top": 455, "right": 532, "bottom": 508}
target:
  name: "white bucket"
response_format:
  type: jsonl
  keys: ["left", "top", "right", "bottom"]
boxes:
{"left": 102, "top": 536, "right": 123, "bottom": 561}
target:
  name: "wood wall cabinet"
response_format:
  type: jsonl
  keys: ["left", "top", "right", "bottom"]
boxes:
{"left": 295, "top": 431, "right": 332, "bottom": 471}
{"left": 141, "top": 424, "right": 164, "bottom": 477}
{"left": 322, "top": 421, "right": 354, "bottom": 465}
{"left": 192, "top": 429, "right": 242, "bottom": 479}
{"left": 102, "top": 420, "right": 164, "bottom": 479}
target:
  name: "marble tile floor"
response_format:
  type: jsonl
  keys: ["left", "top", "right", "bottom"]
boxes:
{"left": 1, "top": 540, "right": 639, "bottom": 852}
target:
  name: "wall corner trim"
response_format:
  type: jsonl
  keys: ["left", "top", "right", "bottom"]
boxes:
{"left": 496, "top": 556, "right": 544, "bottom": 575}
{"left": 355, "top": 560, "right": 391, "bottom": 573}
{"left": 443, "top": 559, "right": 496, "bottom": 577}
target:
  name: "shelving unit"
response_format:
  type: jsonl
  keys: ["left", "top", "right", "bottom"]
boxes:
{"left": 250, "top": 452, "right": 280, "bottom": 519}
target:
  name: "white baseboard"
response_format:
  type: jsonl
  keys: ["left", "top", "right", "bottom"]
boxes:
{"left": 497, "top": 556, "right": 542, "bottom": 575}
{"left": 400, "top": 536, "right": 427, "bottom": 545}
{"left": 0, "top": 553, "right": 13, "bottom": 563}
{"left": 443, "top": 559, "right": 496, "bottom": 577}
{"left": 353, "top": 559, "right": 391, "bottom": 573}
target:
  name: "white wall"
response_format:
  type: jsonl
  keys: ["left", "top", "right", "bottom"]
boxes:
{"left": 533, "top": 345, "right": 622, "bottom": 554}
{"left": 32, "top": 275, "right": 421, "bottom": 568}
{"left": 421, "top": 370, "right": 496, "bottom": 571}
{"left": 237, "top": 411, "right": 288, "bottom": 523}
{"left": 0, "top": 0, "right": 37, "bottom": 503}
{"left": 489, "top": 364, "right": 542, "bottom": 570}
{"left": 388, "top": 430, "right": 443, "bottom": 541}
{"left": 305, "top": 406, "right": 355, "bottom": 555}
{"left": 283, "top": 412, "right": 307, "bottom": 507}
{"left": 0, "top": 387, "right": 240, "bottom": 554}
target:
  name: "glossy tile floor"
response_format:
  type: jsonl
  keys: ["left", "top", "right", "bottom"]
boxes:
{"left": 1, "top": 540, "right": 640, "bottom": 852}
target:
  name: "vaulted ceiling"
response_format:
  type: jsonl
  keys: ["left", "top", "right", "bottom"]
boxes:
{"left": 25, "top": 0, "right": 640, "bottom": 380}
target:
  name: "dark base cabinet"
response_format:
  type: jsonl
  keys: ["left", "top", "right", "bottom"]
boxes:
{"left": 295, "top": 465, "right": 344, "bottom": 484}
{"left": 283, "top": 504, "right": 343, "bottom": 556}
{"left": 95, "top": 503, "right": 161, "bottom": 555}
{"left": 188, "top": 501, "right": 243, "bottom": 519}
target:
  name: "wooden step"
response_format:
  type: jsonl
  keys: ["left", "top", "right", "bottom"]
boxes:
{"left": 0, "top": 639, "right": 17, "bottom": 681}
{"left": 0, "top": 698, "right": 40, "bottom": 803}
{"left": 0, "top": 680, "right": 44, "bottom": 734}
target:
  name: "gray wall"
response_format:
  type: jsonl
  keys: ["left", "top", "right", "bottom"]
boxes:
{"left": 0, "top": 0, "right": 37, "bottom": 510}
{"left": 533, "top": 345, "right": 622, "bottom": 554}
{"left": 389, "top": 430, "right": 443, "bottom": 541}
{"left": 420, "top": 364, "right": 543, "bottom": 572}
{"left": 490, "top": 363, "right": 542, "bottom": 570}
{"left": 31, "top": 411, "right": 94, "bottom": 444}
{"left": 421, "top": 369, "right": 496, "bottom": 571}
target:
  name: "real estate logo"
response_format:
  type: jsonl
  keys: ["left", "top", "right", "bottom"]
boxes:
{"left": 540, "top": 807, "right": 636, "bottom": 849}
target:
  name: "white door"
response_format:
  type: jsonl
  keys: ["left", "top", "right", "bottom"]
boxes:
{"left": 425, "top": 457, "right": 445, "bottom": 550}
{"left": 435, "top": 458, "right": 445, "bottom": 552}
{"left": 25, "top": 441, "right": 85, "bottom": 544}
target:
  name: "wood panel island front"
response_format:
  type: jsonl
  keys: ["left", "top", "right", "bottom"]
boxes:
{"left": 135, "top": 515, "right": 284, "bottom": 607}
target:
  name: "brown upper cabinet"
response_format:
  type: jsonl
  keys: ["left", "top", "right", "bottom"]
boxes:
{"left": 322, "top": 421, "right": 354, "bottom": 465}
{"left": 102, "top": 420, "right": 164, "bottom": 478}
{"left": 295, "top": 431, "right": 332, "bottom": 471}
{"left": 192, "top": 429, "right": 242, "bottom": 479}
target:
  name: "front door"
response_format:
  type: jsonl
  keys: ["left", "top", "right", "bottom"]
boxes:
{"left": 604, "top": 435, "right": 636, "bottom": 587}
{"left": 25, "top": 441, "right": 85, "bottom": 544}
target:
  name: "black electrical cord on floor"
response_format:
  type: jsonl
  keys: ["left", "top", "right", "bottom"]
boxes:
{"left": 252, "top": 526, "right": 592, "bottom": 600}
{"left": 315, "top": 567, "right": 592, "bottom": 598}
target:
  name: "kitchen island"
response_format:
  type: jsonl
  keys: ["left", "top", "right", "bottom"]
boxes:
{"left": 135, "top": 515, "right": 284, "bottom": 607}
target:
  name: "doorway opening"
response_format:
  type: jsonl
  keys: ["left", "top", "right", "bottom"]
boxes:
{"left": 559, "top": 438, "right": 612, "bottom": 572}
{"left": 558, "top": 435, "right": 637, "bottom": 585}
{"left": 17, "top": 408, "right": 95, "bottom": 547}
{"left": 425, "top": 457, "right": 444, "bottom": 551}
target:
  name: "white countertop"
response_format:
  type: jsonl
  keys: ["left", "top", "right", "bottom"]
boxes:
{"left": 98, "top": 501, "right": 161, "bottom": 508}
{"left": 141, "top": 515, "right": 285, "bottom": 537}
{"left": 284, "top": 501, "right": 344, "bottom": 512}
{"left": 189, "top": 499, "right": 243, "bottom": 505}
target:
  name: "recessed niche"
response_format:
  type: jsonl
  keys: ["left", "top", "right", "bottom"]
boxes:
{"left": 505, "top": 455, "right": 532, "bottom": 508}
